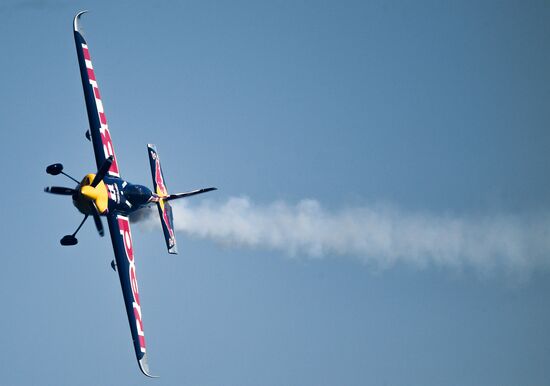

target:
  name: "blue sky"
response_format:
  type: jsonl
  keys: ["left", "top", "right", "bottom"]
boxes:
{"left": 1, "top": 1, "right": 549, "bottom": 385}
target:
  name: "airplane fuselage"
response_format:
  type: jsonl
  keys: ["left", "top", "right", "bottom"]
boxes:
{"left": 73, "top": 174, "right": 158, "bottom": 216}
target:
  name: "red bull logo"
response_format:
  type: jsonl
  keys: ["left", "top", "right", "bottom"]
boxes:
{"left": 151, "top": 150, "right": 176, "bottom": 244}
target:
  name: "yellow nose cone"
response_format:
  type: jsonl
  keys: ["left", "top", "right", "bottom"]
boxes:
{"left": 81, "top": 185, "right": 99, "bottom": 200}
{"left": 80, "top": 184, "right": 109, "bottom": 214}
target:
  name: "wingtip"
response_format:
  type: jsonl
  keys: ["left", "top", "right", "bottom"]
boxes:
{"left": 73, "top": 10, "right": 88, "bottom": 32}
{"left": 138, "top": 355, "right": 159, "bottom": 378}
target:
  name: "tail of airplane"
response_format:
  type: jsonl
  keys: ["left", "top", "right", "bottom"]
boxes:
{"left": 147, "top": 144, "right": 216, "bottom": 254}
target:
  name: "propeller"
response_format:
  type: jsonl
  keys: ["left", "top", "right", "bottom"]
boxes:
{"left": 45, "top": 158, "right": 111, "bottom": 244}
{"left": 86, "top": 156, "right": 111, "bottom": 237}
{"left": 91, "top": 156, "right": 113, "bottom": 187}
{"left": 44, "top": 186, "right": 76, "bottom": 195}
{"left": 89, "top": 202, "right": 105, "bottom": 236}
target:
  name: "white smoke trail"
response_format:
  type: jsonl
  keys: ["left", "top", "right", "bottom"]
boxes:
{"left": 137, "top": 197, "right": 550, "bottom": 276}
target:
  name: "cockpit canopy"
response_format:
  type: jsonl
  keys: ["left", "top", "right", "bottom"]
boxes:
{"left": 123, "top": 184, "right": 152, "bottom": 208}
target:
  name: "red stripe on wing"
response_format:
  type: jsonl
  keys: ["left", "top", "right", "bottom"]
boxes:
{"left": 87, "top": 68, "right": 96, "bottom": 81}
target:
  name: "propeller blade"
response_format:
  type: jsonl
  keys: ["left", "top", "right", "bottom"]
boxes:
{"left": 44, "top": 186, "right": 76, "bottom": 195}
{"left": 91, "top": 155, "right": 114, "bottom": 187}
{"left": 89, "top": 202, "right": 105, "bottom": 237}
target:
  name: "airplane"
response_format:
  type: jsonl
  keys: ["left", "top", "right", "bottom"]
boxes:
{"left": 43, "top": 11, "right": 216, "bottom": 377}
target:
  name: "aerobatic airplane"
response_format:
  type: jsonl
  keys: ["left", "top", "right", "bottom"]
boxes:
{"left": 44, "top": 11, "right": 216, "bottom": 377}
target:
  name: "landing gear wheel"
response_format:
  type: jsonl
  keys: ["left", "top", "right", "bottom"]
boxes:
{"left": 60, "top": 235, "right": 78, "bottom": 246}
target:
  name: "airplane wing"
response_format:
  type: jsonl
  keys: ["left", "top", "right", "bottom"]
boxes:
{"left": 73, "top": 12, "right": 155, "bottom": 376}
{"left": 73, "top": 11, "right": 121, "bottom": 177}
{"left": 106, "top": 213, "right": 157, "bottom": 377}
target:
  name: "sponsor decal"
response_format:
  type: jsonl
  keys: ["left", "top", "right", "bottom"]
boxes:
{"left": 151, "top": 151, "right": 176, "bottom": 243}
{"left": 162, "top": 203, "right": 176, "bottom": 248}
{"left": 117, "top": 216, "right": 146, "bottom": 353}
{"left": 153, "top": 154, "right": 168, "bottom": 196}
{"left": 106, "top": 183, "right": 120, "bottom": 204}
{"left": 82, "top": 43, "right": 120, "bottom": 177}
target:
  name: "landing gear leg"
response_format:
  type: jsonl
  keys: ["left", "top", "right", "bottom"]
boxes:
{"left": 60, "top": 215, "right": 89, "bottom": 246}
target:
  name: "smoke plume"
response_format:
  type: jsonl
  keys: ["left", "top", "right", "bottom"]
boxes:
{"left": 136, "top": 197, "right": 550, "bottom": 277}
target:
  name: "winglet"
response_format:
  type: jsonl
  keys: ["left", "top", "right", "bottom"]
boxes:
{"left": 138, "top": 354, "right": 159, "bottom": 378}
{"left": 73, "top": 10, "right": 88, "bottom": 32}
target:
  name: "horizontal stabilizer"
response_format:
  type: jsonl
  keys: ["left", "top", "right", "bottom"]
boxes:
{"left": 147, "top": 144, "right": 178, "bottom": 254}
